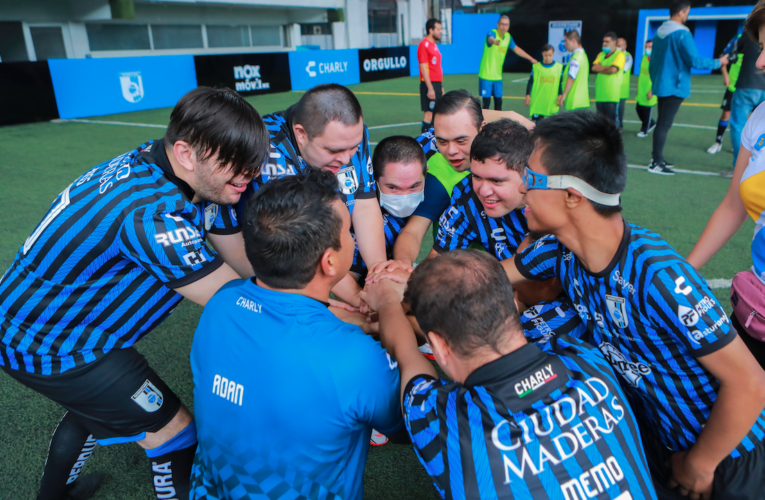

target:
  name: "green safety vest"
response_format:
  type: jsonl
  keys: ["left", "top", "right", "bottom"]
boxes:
{"left": 479, "top": 29, "right": 512, "bottom": 81}
{"left": 620, "top": 51, "right": 632, "bottom": 99}
{"left": 636, "top": 55, "right": 658, "bottom": 107}
{"left": 729, "top": 56, "right": 744, "bottom": 92}
{"left": 595, "top": 50, "right": 624, "bottom": 103}
{"left": 529, "top": 62, "right": 563, "bottom": 117}
{"left": 564, "top": 49, "right": 590, "bottom": 111}
{"left": 427, "top": 152, "right": 470, "bottom": 239}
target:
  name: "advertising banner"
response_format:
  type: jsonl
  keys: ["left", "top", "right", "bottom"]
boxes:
{"left": 288, "top": 49, "right": 359, "bottom": 91}
{"left": 548, "top": 21, "right": 583, "bottom": 65}
{"left": 0, "top": 61, "right": 59, "bottom": 126}
{"left": 194, "top": 52, "right": 291, "bottom": 96}
{"left": 358, "top": 47, "right": 410, "bottom": 82}
{"left": 48, "top": 55, "right": 197, "bottom": 119}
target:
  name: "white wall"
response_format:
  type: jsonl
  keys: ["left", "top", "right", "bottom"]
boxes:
{"left": 344, "top": 0, "right": 369, "bottom": 49}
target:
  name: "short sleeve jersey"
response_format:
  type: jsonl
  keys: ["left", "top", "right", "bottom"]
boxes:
{"left": 404, "top": 339, "right": 657, "bottom": 500}
{"left": 515, "top": 221, "right": 765, "bottom": 457}
{"left": 418, "top": 38, "right": 443, "bottom": 82}
{"left": 237, "top": 106, "right": 376, "bottom": 219}
{"left": 521, "top": 297, "right": 586, "bottom": 348}
{"left": 738, "top": 104, "right": 765, "bottom": 282}
{"left": 568, "top": 49, "right": 583, "bottom": 79}
{"left": 0, "top": 140, "right": 236, "bottom": 375}
{"left": 191, "top": 279, "right": 402, "bottom": 500}
{"left": 350, "top": 206, "right": 407, "bottom": 276}
{"left": 434, "top": 176, "right": 527, "bottom": 260}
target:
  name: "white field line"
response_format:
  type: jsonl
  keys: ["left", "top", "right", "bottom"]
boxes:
{"left": 623, "top": 120, "right": 716, "bottom": 131}
{"left": 368, "top": 122, "right": 420, "bottom": 130}
{"left": 51, "top": 118, "right": 167, "bottom": 129}
{"left": 708, "top": 279, "right": 733, "bottom": 289}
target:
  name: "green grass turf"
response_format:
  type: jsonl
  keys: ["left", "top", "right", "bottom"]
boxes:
{"left": 0, "top": 73, "right": 752, "bottom": 499}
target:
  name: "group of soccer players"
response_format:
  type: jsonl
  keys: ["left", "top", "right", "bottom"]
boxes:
{"left": 4, "top": 11, "right": 765, "bottom": 500}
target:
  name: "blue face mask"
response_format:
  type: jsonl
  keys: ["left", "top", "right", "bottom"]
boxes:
{"left": 646, "top": 48, "right": 652, "bottom": 56}
{"left": 602, "top": 45, "right": 612, "bottom": 54}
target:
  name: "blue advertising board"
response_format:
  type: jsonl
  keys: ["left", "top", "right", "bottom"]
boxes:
{"left": 288, "top": 49, "right": 360, "bottom": 91}
{"left": 48, "top": 55, "right": 197, "bottom": 119}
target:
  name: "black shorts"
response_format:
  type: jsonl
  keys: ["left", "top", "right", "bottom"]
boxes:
{"left": 721, "top": 89, "right": 734, "bottom": 111}
{"left": 641, "top": 425, "right": 765, "bottom": 499}
{"left": 3, "top": 347, "right": 180, "bottom": 445}
{"left": 420, "top": 81, "right": 443, "bottom": 112}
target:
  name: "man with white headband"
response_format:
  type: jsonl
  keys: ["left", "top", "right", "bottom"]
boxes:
{"left": 504, "top": 110, "right": 765, "bottom": 500}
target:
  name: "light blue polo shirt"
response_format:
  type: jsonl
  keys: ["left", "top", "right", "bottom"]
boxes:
{"left": 190, "top": 278, "right": 402, "bottom": 500}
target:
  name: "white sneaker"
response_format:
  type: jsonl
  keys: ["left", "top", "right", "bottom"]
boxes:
{"left": 707, "top": 142, "right": 723, "bottom": 154}
{"left": 636, "top": 130, "right": 649, "bottom": 138}
{"left": 370, "top": 429, "right": 388, "bottom": 446}
{"left": 419, "top": 343, "right": 435, "bottom": 360}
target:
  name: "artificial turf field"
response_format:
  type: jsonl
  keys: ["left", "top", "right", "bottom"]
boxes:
{"left": 0, "top": 71, "right": 756, "bottom": 499}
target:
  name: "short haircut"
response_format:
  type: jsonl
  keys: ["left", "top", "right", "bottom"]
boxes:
{"left": 532, "top": 110, "right": 626, "bottom": 217}
{"left": 372, "top": 136, "right": 427, "bottom": 180}
{"left": 405, "top": 250, "right": 522, "bottom": 357}
{"left": 745, "top": 0, "right": 765, "bottom": 43}
{"left": 426, "top": 18, "right": 441, "bottom": 34}
{"left": 164, "top": 87, "right": 269, "bottom": 178}
{"left": 604, "top": 31, "right": 618, "bottom": 41}
{"left": 670, "top": 0, "right": 692, "bottom": 17}
{"left": 291, "top": 83, "right": 363, "bottom": 140}
{"left": 243, "top": 168, "right": 342, "bottom": 290}
{"left": 541, "top": 43, "right": 554, "bottom": 53}
{"left": 564, "top": 29, "right": 581, "bottom": 44}
{"left": 499, "top": 15, "right": 510, "bottom": 22}
{"left": 433, "top": 89, "right": 484, "bottom": 132}
{"left": 471, "top": 119, "right": 533, "bottom": 174}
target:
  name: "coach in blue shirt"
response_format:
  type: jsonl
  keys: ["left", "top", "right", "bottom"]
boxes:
{"left": 190, "top": 168, "right": 402, "bottom": 500}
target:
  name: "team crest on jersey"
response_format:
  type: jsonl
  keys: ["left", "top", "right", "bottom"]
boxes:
{"left": 599, "top": 342, "right": 651, "bottom": 387}
{"left": 337, "top": 166, "right": 359, "bottom": 195}
{"left": 366, "top": 155, "right": 373, "bottom": 175}
{"left": 605, "top": 294, "right": 629, "bottom": 329}
{"left": 132, "top": 380, "right": 163, "bottom": 413}
{"left": 204, "top": 204, "right": 219, "bottom": 231}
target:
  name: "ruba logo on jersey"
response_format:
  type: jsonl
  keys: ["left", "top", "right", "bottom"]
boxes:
{"left": 599, "top": 342, "right": 651, "bottom": 387}
{"left": 605, "top": 294, "right": 629, "bottom": 329}
{"left": 337, "top": 166, "right": 359, "bottom": 195}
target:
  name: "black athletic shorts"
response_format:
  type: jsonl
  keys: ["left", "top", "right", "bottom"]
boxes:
{"left": 641, "top": 425, "right": 765, "bottom": 499}
{"left": 721, "top": 89, "right": 734, "bottom": 111}
{"left": 420, "top": 81, "right": 443, "bottom": 112}
{"left": 3, "top": 347, "right": 180, "bottom": 445}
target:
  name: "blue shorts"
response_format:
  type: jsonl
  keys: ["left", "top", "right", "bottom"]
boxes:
{"left": 479, "top": 78, "right": 503, "bottom": 99}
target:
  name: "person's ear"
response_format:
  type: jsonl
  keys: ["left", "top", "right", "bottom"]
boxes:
{"left": 319, "top": 248, "right": 338, "bottom": 279}
{"left": 565, "top": 189, "right": 584, "bottom": 208}
{"left": 172, "top": 141, "right": 196, "bottom": 174}
{"left": 428, "top": 331, "right": 451, "bottom": 368}
{"left": 294, "top": 124, "right": 309, "bottom": 149}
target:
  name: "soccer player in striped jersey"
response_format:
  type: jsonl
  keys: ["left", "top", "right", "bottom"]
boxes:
{"left": 504, "top": 110, "right": 765, "bottom": 499}
{"left": 0, "top": 87, "right": 269, "bottom": 500}
{"left": 431, "top": 119, "right": 529, "bottom": 260}
{"left": 360, "top": 250, "right": 657, "bottom": 500}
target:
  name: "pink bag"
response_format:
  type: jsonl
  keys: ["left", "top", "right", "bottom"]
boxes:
{"left": 731, "top": 270, "right": 765, "bottom": 342}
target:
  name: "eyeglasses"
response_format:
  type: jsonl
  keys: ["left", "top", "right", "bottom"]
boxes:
{"left": 522, "top": 167, "right": 621, "bottom": 207}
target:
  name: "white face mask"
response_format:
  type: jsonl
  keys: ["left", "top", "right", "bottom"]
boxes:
{"left": 379, "top": 190, "right": 424, "bottom": 218}
{"left": 646, "top": 48, "right": 652, "bottom": 56}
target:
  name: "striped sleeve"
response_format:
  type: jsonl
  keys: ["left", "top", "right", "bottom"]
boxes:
{"left": 209, "top": 204, "right": 241, "bottom": 235}
{"left": 433, "top": 202, "right": 476, "bottom": 253}
{"left": 416, "top": 128, "right": 438, "bottom": 160}
{"left": 514, "top": 234, "right": 562, "bottom": 281}
{"left": 119, "top": 205, "right": 222, "bottom": 289}
{"left": 521, "top": 299, "right": 587, "bottom": 348}
{"left": 356, "top": 127, "right": 376, "bottom": 198}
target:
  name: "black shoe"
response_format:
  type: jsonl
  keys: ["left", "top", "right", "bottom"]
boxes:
{"left": 648, "top": 161, "right": 675, "bottom": 176}
{"left": 651, "top": 158, "right": 674, "bottom": 170}
{"left": 64, "top": 473, "right": 103, "bottom": 500}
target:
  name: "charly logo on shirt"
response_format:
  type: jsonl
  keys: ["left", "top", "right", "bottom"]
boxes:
{"left": 598, "top": 342, "right": 651, "bottom": 387}
{"left": 337, "top": 166, "right": 359, "bottom": 195}
{"left": 605, "top": 294, "right": 629, "bottom": 329}
{"left": 514, "top": 364, "right": 557, "bottom": 398}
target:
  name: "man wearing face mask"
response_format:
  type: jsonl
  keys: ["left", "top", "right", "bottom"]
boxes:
{"left": 592, "top": 32, "right": 625, "bottom": 128}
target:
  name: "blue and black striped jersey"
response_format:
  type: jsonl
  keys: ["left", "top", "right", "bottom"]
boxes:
{"left": 521, "top": 298, "right": 586, "bottom": 348}
{"left": 237, "top": 106, "right": 376, "bottom": 219}
{"left": 404, "top": 338, "right": 657, "bottom": 500}
{"left": 350, "top": 207, "right": 406, "bottom": 276}
{"left": 0, "top": 140, "right": 236, "bottom": 375}
{"left": 434, "top": 176, "right": 527, "bottom": 260}
{"left": 416, "top": 127, "right": 438, "bottom": 160}
{"left": 516, "top": 221, "right": 765, "bottom": 457}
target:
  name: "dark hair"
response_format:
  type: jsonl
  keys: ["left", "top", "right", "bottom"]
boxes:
{"left": 471, "top": 119, "right": 533, "bottom": 174}
{"left": 426, "top": 18, "right": 441, "bottom": 34}
{"left": 433, "top": 89, "right": 484, "bottom": 132}
{"left": 532, "top": 110, "right": 626, "bottom": 217}
{"left": 372, "top": 136, "right": 427, "bottom": 180}
{"left": 291, "top": 83, "right": 363, "bottom": 140}
{"left": 564, "top": 29, "right": 581, "bottom": 44}
{"left": 499, "top": 15, "right": 510, "bottom": 23}
{"left": 745, "top": 1, "right": 765, "bottom": 43}
{"left": 243, "top": 168, "right": 342, "bottom": 289}
{"left": 405, "top": 250, "right": 522, "bottom": 357}
{"left": 670, "top": 1, "right": 692, "bottom": 17}
{"left": 604, "top": 32, "right": 618, "bottom": 42}
{"left": 541, "top": 43, "right": 554, "bottom": 53}
{"left": 164, "top": 87, "right": 269, "bottom": 178}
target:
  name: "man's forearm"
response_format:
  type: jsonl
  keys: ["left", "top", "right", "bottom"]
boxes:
{"left": 393, "top": 231, "right": 424, "bottom": 266}
{"left": 331, "top": 273, "right": 362, "bottom": 306}
{"left": 353, "top": 199, "right": 387, "bottom": 267}
{"left": 420, "top": 64, "right": 433, "bottom": 89}
{"left": 562, "top": 76, "right": 574, "bottom": 98}
{"left": 513, "top": 46, "right": 534, "bottom": 62}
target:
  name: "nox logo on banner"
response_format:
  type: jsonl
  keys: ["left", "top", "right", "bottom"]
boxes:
{"left": 194, "top": 53, "right": 291, "bottom": 96}
{"left": 358, "top": 47, "right": 410, "bottom": 82}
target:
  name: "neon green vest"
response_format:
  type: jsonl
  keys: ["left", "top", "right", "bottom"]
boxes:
{"left": 595, "top": 50, "right": 623, "bottom": 103}
{"left": 529, "top": 62, "right": 563, "bottom": 117}
{"left": 564, "top": 49, "right": 590, "bottom": 111}
{"left": 479, "top": 29, "right": 512, "bottom": 81}
{"left": 636, "top": 55, "right": 658, "bottom": 107}
{"left": 620, "top": 51, "right": 632, "bottom": 99}
{"left": 729, "top": 55, "right": 744, "bottom": 92}
{"left": 428, "top": 152, "right": 470, "bottom": 197}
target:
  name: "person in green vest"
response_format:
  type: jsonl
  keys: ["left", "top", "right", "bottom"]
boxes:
{"left": 592, "top": 31, "right": 625, "bottom": 128}
{"left": 707, "top": 33, "right": 743, "bottom": 154}
{"left": 616, "top": 37, "right": 633, "bottom": 131}
{"left": 524, "top": 44, "right": 563, "bottom": 122}
{"left": 557, "top": 29, "right": 590, "bottom": 111}
{"left": 478, "top": 15, "right": 537, "bottom": 111}
{"left": 635, "top": 39, "right": 658, "bottom": 138}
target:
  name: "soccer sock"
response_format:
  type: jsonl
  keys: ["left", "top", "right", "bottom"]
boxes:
{"left": 145, "top": 421, "right": 197, "bottom": 500}
{"left": 494, "top": 97, "right": 503, "bottom": 111}
{"left": 482, "top": 97, "right": 491, "bottom": 109}
{"left": 37, "top": 412, "right": 97, "bottom": 500}
{"left": 421, "top": 121, "right": 431, "bottom": 133}
{"left": 717, "top": 120, "right": 729, "bottom": 143}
